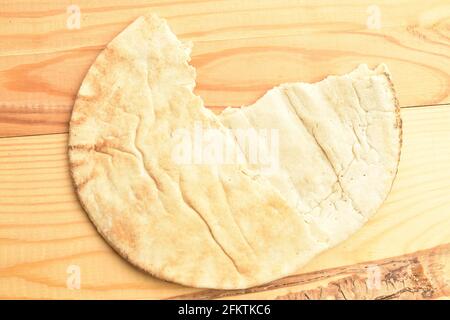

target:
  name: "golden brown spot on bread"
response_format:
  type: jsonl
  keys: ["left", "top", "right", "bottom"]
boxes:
{"left": 110, "top": 215, "right": 137, "bottom": 252}
{"left": 70, "top": 116, "right": 87, "bottom": 126}
{"left": 70, "top": 160, "right": 86, "bottom": 168}
{"left": 75, "top": 170, "right": 97, "bottom": 190}
{"left": 69, "top": 144, "right": 93, "bottom": 151}
{"left": 69, "top": 141, "right": 109, "bottom": 153}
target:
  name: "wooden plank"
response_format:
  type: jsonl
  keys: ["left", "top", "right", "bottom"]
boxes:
{"left": 0, "top": 104, "right": 449, "bottom": 299}
{"left": 173, "top": 244, "right": 450, "bottom": 300}
{"left": 0, "top": 0, "right": 449, "bottom": 137}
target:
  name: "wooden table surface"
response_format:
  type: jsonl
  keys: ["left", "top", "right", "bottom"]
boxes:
{"left": 0, "top": 0, "right": 449, "bottom": 299}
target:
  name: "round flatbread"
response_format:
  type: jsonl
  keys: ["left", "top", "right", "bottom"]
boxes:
{"left": 69, "top": 14, "right": 401, "bottom": 289}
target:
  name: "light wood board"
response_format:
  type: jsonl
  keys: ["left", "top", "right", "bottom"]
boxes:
{"left": 0, "top": 105, "right": 449, "bottom": 299}
{"left": 0, "top": 0, "right": 449, "bottom": 299}
{"left": 0, "top": 0, "right": 449, "bottom": 137}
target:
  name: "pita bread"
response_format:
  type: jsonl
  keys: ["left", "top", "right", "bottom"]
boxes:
{"left": 219, "top": 64, "right": 402, "bottom": 247}
{"left": 69, "top": 14, "right": 401, "bottom": 289}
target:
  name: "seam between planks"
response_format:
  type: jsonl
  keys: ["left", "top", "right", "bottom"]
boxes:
{"left": 0, "top": 103, "right": 449, "bottom": 140}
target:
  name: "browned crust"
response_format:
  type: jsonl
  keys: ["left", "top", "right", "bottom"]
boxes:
{"left": 66, "top": 20, "right": 190, "bottom": 288}
{"left": 382, "top": 70, "right": 403, "bottom": 198}
{"left": 68, "top": 148, "right": 158, "bottom": 284}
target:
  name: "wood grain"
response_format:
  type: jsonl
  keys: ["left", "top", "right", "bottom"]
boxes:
{"left": 173, "top": 244, "right": 450, "bottom": 300}
{"left": 0, "top": 0, "right": 449, "bottom": 137}
{"left": 0, "top": 104, "right": 449, "bottom": 299}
